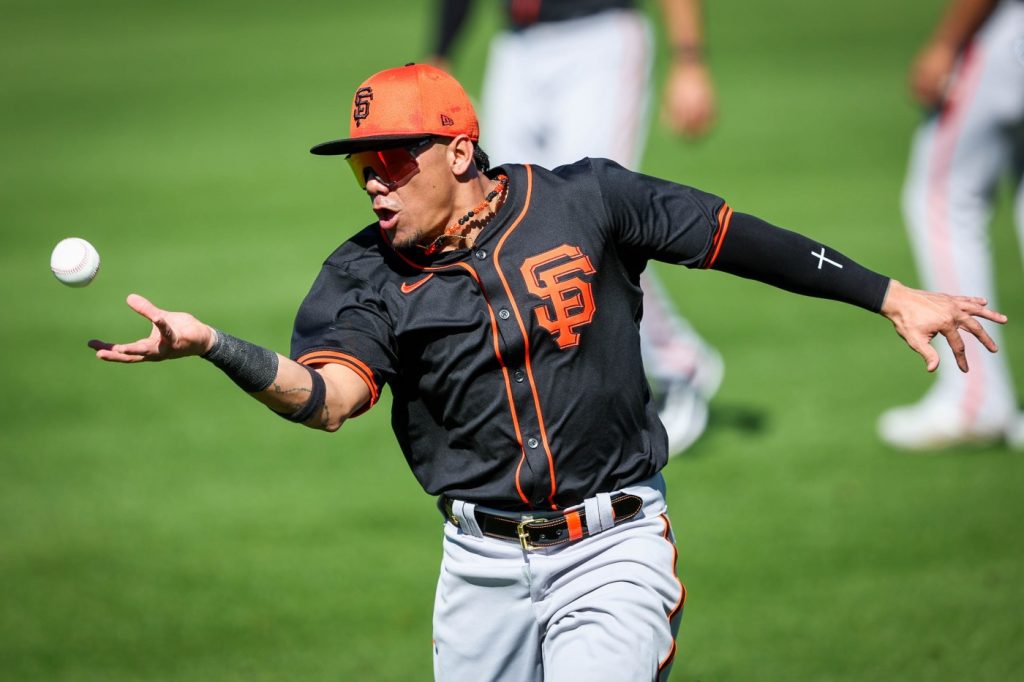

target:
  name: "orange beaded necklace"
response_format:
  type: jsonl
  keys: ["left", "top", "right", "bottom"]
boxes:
{"left": 423, "top": 174, "right": 509, "bottom": 255}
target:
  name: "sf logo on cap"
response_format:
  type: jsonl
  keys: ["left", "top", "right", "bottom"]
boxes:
{"left": 353, "top": 87, "right": 373, "bottom": 127}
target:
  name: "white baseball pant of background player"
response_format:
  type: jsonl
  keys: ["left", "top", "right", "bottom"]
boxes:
{"left": 880, "top": 0, "right": 1024, "bottom": 448}
{"left": 480, "top": 8, "right": 724, "bottom": 456}
{"left": 432, "top": 475, "right": 683, "bottom": 681}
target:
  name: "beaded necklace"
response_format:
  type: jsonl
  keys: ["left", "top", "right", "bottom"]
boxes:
{"left": 423, "top": 174, "right": 509, "bottom": 255}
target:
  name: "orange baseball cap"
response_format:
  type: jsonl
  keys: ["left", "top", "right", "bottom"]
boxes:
{"left": 310, "top": 63, "right": 480, "bottom": 156}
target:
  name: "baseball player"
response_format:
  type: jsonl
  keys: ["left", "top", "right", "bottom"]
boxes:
{"left": 878, "top": 0, "right": 1024, "bottom": 449}
{"left": 90, "top": 64, "right": 1007, "bottom": 681}
{"left": 433, "top": 0, "right": 723, "bottom": 456}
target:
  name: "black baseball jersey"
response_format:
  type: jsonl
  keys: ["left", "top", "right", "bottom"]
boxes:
{"left": 292, "top": 159, "right": 728, "bottom": 510}
{"left": 435, "top": 0, "right": 636, "bottom": 57}
{"left": 504, "top": 0, "right": 634, "bottom": 28}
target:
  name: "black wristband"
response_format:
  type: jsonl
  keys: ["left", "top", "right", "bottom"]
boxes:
{"left": 710, "top": 212, "right": 891, "bottom": 313}
{"left": 279, "top": 365, "right": 327, "bottom": 424}
{"left": 202, "top": 328, "right": 279, "bottom": 393}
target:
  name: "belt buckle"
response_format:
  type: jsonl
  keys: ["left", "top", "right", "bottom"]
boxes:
{"left": 517, "top": 515, "right": 538, "bottom": 551}
{"left": 443, "top": 499, "right": 460, "bottom": 527}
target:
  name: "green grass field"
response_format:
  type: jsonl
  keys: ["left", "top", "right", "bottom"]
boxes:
{"left": 2, "top": 1, "right": 1022, "bottom": 679}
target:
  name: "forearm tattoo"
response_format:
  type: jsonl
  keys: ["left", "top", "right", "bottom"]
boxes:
{"left": 279, "top": 365, "right": 327, "bottom": 424}
{"left": 269, "top": 381, "right": 312, "bottom": 399}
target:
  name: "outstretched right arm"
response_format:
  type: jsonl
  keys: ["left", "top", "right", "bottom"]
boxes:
{"left": 88, "top": 294, "right": 369, "bottom": 431}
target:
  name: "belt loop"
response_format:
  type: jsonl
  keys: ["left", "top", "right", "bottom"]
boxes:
{"left": 583, "top": 496, "right": 603, "bottom": 535}
{"left": 452, "top": 500, "right": 483, "bottom": 538}
{"left": 596, "top": 492, "right": 615, "bottom": 532}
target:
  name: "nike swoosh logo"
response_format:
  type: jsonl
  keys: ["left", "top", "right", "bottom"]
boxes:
{"left": 400, "top": 274, "right": 434, "bottom": 294}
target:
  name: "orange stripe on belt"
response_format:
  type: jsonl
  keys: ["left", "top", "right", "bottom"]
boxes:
{"left": 565, "top": 510, "right": 583, "bottom": 541}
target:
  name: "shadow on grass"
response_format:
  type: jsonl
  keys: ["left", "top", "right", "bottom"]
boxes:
{"left": 676, "top": 402, "right": 770, "bottom": 457}
{"left": 706, "top": 403, "right": 768, "bottom": 435}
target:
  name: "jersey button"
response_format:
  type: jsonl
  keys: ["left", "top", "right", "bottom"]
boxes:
{"left": 474, "top": 249, "right": 487, "bottom": 260}
{"left": 527, "top": 437, "right": 539, "bottom": 449}
{"left": 513, "top": 369, "right": 525, "bottom": 383}
{"left": 498, "top": 308, "right": 511, "bottom": 320}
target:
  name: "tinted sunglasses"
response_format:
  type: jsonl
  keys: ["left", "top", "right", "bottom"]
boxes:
{"left": 346, "top": 137, "right": 436, "bottom": 190}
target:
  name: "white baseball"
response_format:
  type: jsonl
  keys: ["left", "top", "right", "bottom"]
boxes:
{"left": 50, "top": 237, "right": 101, "bottom": 287}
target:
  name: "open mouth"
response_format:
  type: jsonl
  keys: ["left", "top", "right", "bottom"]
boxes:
{"left": 375, "top": 208, "right": 398, "bottom": 229}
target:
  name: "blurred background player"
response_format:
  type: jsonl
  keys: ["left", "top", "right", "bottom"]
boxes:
{"left": 878, "top": 0, "right": 1024, "bottom": 449}
{"left": 432, "top": 0, "right": 724, "bottom": 456}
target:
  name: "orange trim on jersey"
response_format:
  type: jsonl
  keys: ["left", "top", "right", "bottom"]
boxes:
{"left": 377, "top": 225, "right": 534, "bottom": 504}
{"left": 657, "top": 514, "right": 686, "bottom": 677}
{"left": 296, "top": 350, "right": 380, "bottom": 410}
{"left": 565, "top": 510, "right": 583, "bottom": 541}
{"left": 375, "top": 176, "right": 539, "bottom": 507}
{"left": 702, "top": 202, "right": 733, "bottom": 269}
{"left": 492, "top": 166, "right": 561, "bottom": 510}
{"left": 452, "top": 261, "right": 532, "bottom": 507}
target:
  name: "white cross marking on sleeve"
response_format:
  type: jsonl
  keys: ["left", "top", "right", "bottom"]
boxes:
{"left": 812, "top": 247, "right": 843, "bottom": 270}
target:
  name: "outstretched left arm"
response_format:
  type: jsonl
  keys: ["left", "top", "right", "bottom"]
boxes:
{"left": 708, "top": 211, "right": 1007, "bottom": 372}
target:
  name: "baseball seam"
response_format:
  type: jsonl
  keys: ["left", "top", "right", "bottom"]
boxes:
{"left": 52, "top": 241, "right": 97, "bottom": 276}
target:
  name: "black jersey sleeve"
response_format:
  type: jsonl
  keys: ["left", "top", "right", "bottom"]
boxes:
{"left": 589, "top": 157, "right": 725, "bottom": 267}
{"left": 589, "top": 158, "right": 890, "bottom": 312}
{"left": 711, "top": 211, "right": 891, "bottom": 312}
{"left": 290, "top": 263, "right": 397, "bottom": 415}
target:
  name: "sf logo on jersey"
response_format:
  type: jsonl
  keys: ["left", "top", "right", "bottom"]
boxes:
{"left": 520, "top": 244, "right": 596, "bottom": 349}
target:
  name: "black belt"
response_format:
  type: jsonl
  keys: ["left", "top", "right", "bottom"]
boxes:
{"left": 443, "top": 494, "right": 644, "bottom": 551}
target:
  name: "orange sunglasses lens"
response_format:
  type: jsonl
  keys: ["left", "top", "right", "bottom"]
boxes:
{"left": 346, "top": 141, "right": 431, "bottom": 189}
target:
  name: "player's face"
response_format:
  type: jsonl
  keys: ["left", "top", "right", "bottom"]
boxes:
{"left": 346, "top": 137, "right": 435, "bottom": 191}
{"left": 361, "top": 139, "right": 459, "bottom": 249}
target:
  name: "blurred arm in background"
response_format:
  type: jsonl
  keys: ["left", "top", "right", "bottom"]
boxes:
{"left": 431, "top": 0, "right": 717, "bottom": 139}
{"left": 431, "top": 0, "right": 473, "bottom": 73}
{"left": 659, "top": 0, "right": 716, "bottom": 138}
{"left": 909, "top": 0, "right": 999, "bottom": 107}
{"left": 87, "top": 294, "right": 369, "bottom": 432}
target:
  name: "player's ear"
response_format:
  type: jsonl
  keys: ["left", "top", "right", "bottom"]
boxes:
{"left": 447, "top": 135, "right": 477, "bottom": 177}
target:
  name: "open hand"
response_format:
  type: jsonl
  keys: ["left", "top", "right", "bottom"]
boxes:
{"left": 881, "top": 280, "right": 1007, "bottom": 372}
{"left": 88, "top": 294, "right": 215, "bottom": 363}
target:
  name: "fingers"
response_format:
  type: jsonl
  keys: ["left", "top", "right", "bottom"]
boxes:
{"left": 127, "top": 292, "right": 177, "bottom": 344}
{"left": 94, "top": 348, "right": 148, "bottom": 363}
{"left": 971, "top": 307, "right": 1008, "bottom": 325}
{"left": 957, "top": 316, "right": 998, "bottom": 353}
{"left": 941, "top": 328, "right": 969, "bottom": 373}
{"left": 88, "top": 338, "right": 155, "bottom": 360}
{"left": 907, "top": 335, "right": 940, "bottom": 373}
{"left": 951, "top": 295, "right": 1007, "bottom": 323}
{"left": 126, "top": 293, "right": 162, "bottom": 323}
{"left": 154, "top": 316, "right": 177, "bottom": 345}
{"left": 88, "top": 339, "right": 149, "bottom": 363}
{"left": 951, "top": 297, "right": 1004, "bottom": 354}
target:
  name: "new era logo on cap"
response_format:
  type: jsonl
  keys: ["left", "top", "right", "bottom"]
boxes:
{"left": 310, "top": 63, "right": 480, "bottom": 156}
